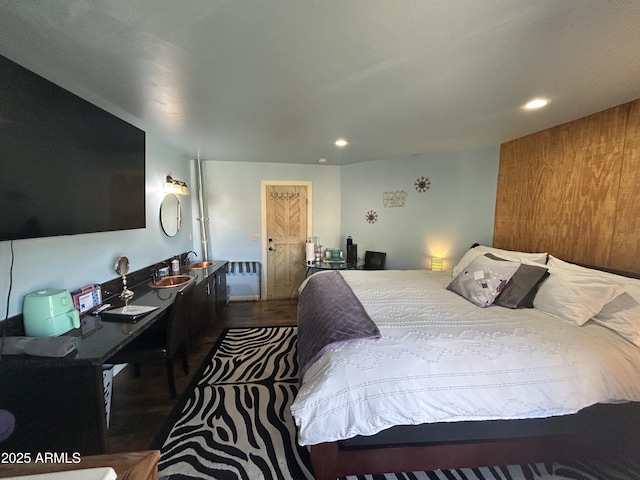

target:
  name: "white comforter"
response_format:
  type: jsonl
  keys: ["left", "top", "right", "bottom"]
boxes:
{"left": 290, "top": 270, "right": 640, "bottom": 446}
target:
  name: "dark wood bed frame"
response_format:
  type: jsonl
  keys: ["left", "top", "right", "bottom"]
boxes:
{"left": 308, "top": 402, "right": 640, "bottom": 479}
{"left": 303, "top": 261, "right": 640, "bottom": 479}
{"left": 311, "top": 436, "right": 577, "bottom": 480}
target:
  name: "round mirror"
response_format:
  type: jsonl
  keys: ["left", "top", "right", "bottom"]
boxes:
{"left": 160, "top": 194, "right": 181, "bottom": 237}
{"left": 114, "top": 256, "right": 130, "bottom": 276}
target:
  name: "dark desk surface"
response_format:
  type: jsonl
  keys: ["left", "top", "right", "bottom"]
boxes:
{"left": 0, "top": 261, "right": 228, "bottom": 456}
{"left": 74, "top": 281, "right": 186, "bottom": 362}
{"left": 2, "top": 262, "right": 227, "bottom": 366}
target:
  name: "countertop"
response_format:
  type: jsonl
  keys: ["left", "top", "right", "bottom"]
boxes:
{"left": 1, "top": 262, "right": 227, "bottom": 366}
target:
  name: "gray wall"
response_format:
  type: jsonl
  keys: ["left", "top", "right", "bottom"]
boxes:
{"left": 198, "top": 161, "right": 342, "bottom": 299}
{"left": 199, "top": 146, "right": 499, "bottom": 299}
{"left": 0, "top": 135, "right": 194, "bottom": 318}
{"left": 2, "top": 138, "right": 500, "bottom": 315}
{"left": 340, "top": 147, "right": 500, "bottom": 270}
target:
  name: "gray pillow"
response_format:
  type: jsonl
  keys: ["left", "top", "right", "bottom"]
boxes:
{"left": 485, "top": 253, "right": 550, "bottom": 308}
{"left": 446, "top": 255, "right": 520, "bottom": 307}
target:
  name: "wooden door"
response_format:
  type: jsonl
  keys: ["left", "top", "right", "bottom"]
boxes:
{"left": 265, "top": 185, "right": 308, "bottom": 299}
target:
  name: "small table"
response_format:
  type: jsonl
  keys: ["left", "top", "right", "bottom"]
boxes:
{"left": 305, "top": 260, "right": 362, "bottom": 276}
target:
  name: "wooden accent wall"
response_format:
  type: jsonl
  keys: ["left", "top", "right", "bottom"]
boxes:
{"left": 494, "top": 99, "right": 640, "bottom": 273}
{"left": 611, "top": 100, "right": 640, "bottom": 271}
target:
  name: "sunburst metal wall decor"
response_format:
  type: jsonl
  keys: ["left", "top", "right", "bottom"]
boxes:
{"left": 415, "top": 176, "right": 431, "bottom": 192}
{"left": 365, "top": 210, "right": 378, "bottom": 224}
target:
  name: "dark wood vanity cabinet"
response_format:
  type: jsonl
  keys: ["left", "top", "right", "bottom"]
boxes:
{"left": 191, "top": 262, "right": 228, "bottom": 336}
{"left": 205, "top": 272, "right": 217, "bottom": 318}
{"left": 214, "top": 268, "right": 228, "bottom": 313}
{"left": 204, "top": 266, "right": 227, "bottom": 316}
{"left": 191, "top": 277, "right": 211, "bottom": 335}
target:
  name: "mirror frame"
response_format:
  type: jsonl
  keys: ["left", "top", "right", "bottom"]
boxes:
{"left": 114, "top": 256, "right": 130, "bottom": 276}
{"left": 160, "top": 193, "right": 182, "bottom": 237}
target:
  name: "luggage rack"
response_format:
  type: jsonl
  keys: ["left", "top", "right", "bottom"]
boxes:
{"left": 227, "top": 261, "right": 262, "bottom": 301}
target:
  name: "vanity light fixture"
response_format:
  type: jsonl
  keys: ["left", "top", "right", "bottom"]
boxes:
{"left": 165, "top": 175, "right": 189, "bottom": 195}
{"left": 431, "top": 257, "right": 444, "bottom": 271}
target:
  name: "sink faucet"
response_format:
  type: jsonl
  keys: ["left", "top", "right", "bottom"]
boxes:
{"left": 152, "top": 262, "right": 169, "bottom": 283}
{"left": 184, "top": 250, "right": 197, "bottom": 266}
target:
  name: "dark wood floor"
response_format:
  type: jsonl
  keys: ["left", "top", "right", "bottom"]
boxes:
{"left": 106, "top": 299, "right": 297, "bottom": 454}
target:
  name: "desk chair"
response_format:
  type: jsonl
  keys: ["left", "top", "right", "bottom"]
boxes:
{"left": 108, "top": 281, "right": 195, "bottom": 398}
{"left": 363, "top": 251, "right": 386, "bottom": 270}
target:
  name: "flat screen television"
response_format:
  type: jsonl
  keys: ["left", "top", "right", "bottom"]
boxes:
{"left": 0, "top": 53, "right": 146, "bottom": 241}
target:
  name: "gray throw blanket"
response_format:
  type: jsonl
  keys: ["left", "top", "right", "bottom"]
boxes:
{"left": 297, "top": 271, "right": 380, "bottom": 376}
{"left": 1, "top": 336, "right": 78, "bottom": 357}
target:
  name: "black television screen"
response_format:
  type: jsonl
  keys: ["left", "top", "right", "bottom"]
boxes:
{"left": 0, "top": 54, "right": 146, "bottom": 241}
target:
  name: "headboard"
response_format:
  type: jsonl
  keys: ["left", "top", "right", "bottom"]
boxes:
{"left": 493, "top": 98, "right": 640, "bottom": 274}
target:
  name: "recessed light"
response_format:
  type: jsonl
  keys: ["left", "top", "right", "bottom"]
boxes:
{"left": 523, "top": 98, "right": 550, "bottom": 110}
{"left": 335, "top": 138, "right": 348, "bottom": 147}
{"left": 318, "top": 157, "right": 327, "bottom": 163}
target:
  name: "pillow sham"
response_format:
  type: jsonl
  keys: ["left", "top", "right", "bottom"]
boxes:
{"left": 547, "top": 255, "right": 619, "bottom": 278}
{"left": 484, "top": 253, "right": 550, "bottom": 308}
{"left": 447, "top": 255, "right": 521, "bottom": 307}
{"left": 592, "top": 277, "right": 640, "bottom": 348}
{"left": 532, "top": 263, "right": 626, "bottom": 326}
{"left": 451, "top": 245, "right": 547, "bottom": 278}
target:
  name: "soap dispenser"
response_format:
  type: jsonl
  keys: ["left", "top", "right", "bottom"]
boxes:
{"left": 171, "top": 258, "right": 180, "bottom": 274}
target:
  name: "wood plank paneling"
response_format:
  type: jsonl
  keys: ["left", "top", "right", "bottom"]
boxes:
{"left": 494, "top": 100, "right": 636, "bottom": 271}
{"left": 611, "top": 99, "right": 640, "bottom": 272}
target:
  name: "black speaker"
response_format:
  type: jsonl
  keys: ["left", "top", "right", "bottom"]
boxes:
{"left": 347, "top": 244, "right": 357, "bottom": 264}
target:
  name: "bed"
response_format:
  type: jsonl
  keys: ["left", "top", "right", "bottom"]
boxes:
{"left": 290, "top": 246, "right": 640, "bottom": 479}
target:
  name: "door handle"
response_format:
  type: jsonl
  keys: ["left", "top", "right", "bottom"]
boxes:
{"left": 269, "top": 246, "right": 276, "bottom": 251}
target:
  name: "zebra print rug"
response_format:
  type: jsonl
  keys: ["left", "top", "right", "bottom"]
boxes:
{"left": 153, "top": 326, "right": 640, "bottom": 480}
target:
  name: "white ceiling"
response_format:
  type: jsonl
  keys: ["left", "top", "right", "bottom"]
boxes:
{"left": 1, "top": 1, "right": 639, "bottom": 165}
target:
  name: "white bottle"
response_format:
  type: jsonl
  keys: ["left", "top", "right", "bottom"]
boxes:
{"left": 171, "top": 258, "right": 180, "bottom": 274}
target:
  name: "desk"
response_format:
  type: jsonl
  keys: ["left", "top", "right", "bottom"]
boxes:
{"left": 0, "top": 262, "right": 227, "bottom": 456}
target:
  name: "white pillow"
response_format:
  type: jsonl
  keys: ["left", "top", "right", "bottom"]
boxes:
{"left": 547, "top": 255, "right": 622, "bottom": 280}
{"left": 547, "top": 255, "right": 582, "bottom": 271}
{"left": 592, "top": 277, "right": 640, "bottom": 348}
{"left": 533, "top": 262, "right": 626, "bottom": 326}
{"left": 451, "top": 245, "right": 547, "bottom": 278}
